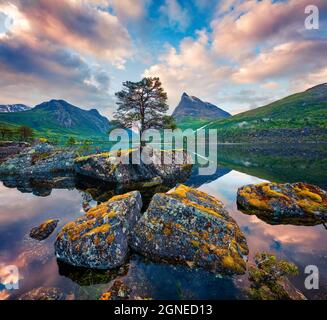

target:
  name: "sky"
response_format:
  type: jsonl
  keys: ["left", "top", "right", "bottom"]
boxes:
{"left": 0, "top": 0, "right": 326, "bottom": 118}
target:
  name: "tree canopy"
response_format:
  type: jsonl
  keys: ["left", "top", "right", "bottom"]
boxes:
{"left": 114, "top": 77, "right": 171, "bottom": 136}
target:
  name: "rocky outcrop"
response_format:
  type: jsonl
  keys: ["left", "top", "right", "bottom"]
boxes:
{"left": 30, "top": 219, "right": 59, "bottom": 241}
{"left": 131, "top": 185, "right": 248, "bottom": 275}
{"left": 55, "top": 191, "right": 142, "bottom": 269}
{"left": 237, "top": 182, "right": 327, "bottom": 225}
{"left": 0, "top": 143, "right": 76, "bottom": 176}
{"left": 74, "top": 147, "right": 193, "bottom": 186}
{"left": 0, "top": 141, "right": 30, "bottom": 161}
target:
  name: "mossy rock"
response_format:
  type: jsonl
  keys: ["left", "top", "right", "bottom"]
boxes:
{"left": 131, "top": 185, "right": 248, "bottom": 275}
{"left": 237, "top": 182, "right": 327, "bottom": 225}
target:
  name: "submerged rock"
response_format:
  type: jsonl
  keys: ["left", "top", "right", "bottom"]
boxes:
{"left": 55, "top": 191, "right": 142, "bottom": 269}
{"left": 247, "top": 252, "right": 306, "bottom": 300}
{"left": 58, "top": 260, "right": 129, "bottom": 286}
{"left": 30, "top": 219, "right": 59, "bottom": 240}
{"left": 237, "top": 182, "right": 327, "bottom": 225}
{"left": 74, "top": 147, "right": 192, "bottom": 186}
{"left": 131, "top": 185, "right": 248, "bottom": 275}
{"left": 100, "top": 280, "right": 131, "bottom": 300}
{"left": 99, "top": 279, "right": 152, "bottom": 301}
{"left": 19, "top": 287, "right": 67, "bottom": 300}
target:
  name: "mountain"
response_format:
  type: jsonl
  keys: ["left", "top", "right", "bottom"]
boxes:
{"left": 207, "top": 83, "right": 327, "bottom": 142}
{"left": 0, "top": 104, "right": 30, "bottom": 112}
{"left": 0, "top": 99, "right": 110, "bottom": 139}
{"left": 173, "top": 93, "right": 231, "bottom": 122}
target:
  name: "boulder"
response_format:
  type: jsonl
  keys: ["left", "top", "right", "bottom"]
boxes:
{"left": 131, "top": 185, "right": 248, "bottom": 275}
{"left": 30, "top": 219, "right": 59, "bottom": 240}
{"left": 0, "top": 141, "right": 30, "bottom": 161}
{"left": 55, "top": 191, "right": 142, "bottom": 269}
{"left": 0, "top": 143, "right": 76, "bottom": 176}
{"left": 74, "top": 147, "right": 192, "bottom": 186}
{"left": 237, "top": 182, "right": 327, "bottom": 225}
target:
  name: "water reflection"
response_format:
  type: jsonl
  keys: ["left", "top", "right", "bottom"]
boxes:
{"left": 0, "top": 143, "right": 326, "bottom": 300}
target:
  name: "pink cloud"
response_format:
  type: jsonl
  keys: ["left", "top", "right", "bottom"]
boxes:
{"left": 212, "top": 0, "right": 327, "bottom": 60}
{"left": 233, "top": 40, "right": 327, "bottom": 83}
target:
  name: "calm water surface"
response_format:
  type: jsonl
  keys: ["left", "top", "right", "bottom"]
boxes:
{"left": 0, "top": 144, "right": 326, "bottom": 300}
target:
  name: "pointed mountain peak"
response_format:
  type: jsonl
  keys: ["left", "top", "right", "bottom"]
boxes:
{"left": 172, "top": 93, "right": 231, "bottom": 122}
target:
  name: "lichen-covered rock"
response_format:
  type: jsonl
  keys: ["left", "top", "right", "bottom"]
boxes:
{"left": 55, "top": 191, "right": 142, "bottom": 269}
{"left": 74, "top": 147, "right": 192, "bottom": 186}
{"left": 19, "top": 287, "right": 67, "bottom": 300}
{"left": 237, "top": 182, "right": 327, "bottom": 225}
{"left": 0, "top": 143, "right": 76, "bottom": 176}
{"left": 131, "top": 185, "right": 248, "bottom": 275}
{"left": 0, "top": 141, "right": 30, "bottom": 161}
{"left": 30, "top": 219, "right": 59, "bottom": 240}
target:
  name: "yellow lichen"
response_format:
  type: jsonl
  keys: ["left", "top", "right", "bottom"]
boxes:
{"left": 297, "top": 199, "right": 320, "bottom": 214}
{"left": 82, "top": 223, "right": 110, "bottom": 238}
{"left": 99, "top": 292, "right": 112, "bottom": 300}
{"left": 86, "top": 203, "right": 108, "bottom": 218}
{"left": 108, "top": 193, "right": 131, "bottom": 202}
{"left": 222, "top": 255, "right": 235, "bottom": 269}
{"left": 294, "top": 186, "right": 322, "bottom": 203}
{"left": 248, "top": 198, "right": 271, "bottom": 210}
{"left": 106, "top": 233, "right": 115, "bottom": 244}
{"left": 262, "top": 185, "right": 289, "bottom": 200}
{"left": 163, "top": 226, "right": 173, "bottom": 236}
{"left": 167, "top": 185, "right": 225, "bottom": 219}
{"left": 221, "top": 255, "right": 246, "bottom": 274}
{"left": 190, "top": 240, "right": 200, "bottom": 247}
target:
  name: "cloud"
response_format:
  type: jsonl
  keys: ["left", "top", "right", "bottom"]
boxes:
{"left": 0, "top": 34, "right": 114, "bottom": 114}
{"left": 159, "top": 0, "right": 191, "bottom": 32}
{"left": 233, "top": 40, "right": 327, "bottom": 83}
{"left": 109, "top": 0, "right": 149, "bottom": 21}
{"left": 1, "top": 0, "right": 132, "bottom": 68}
{"left": 143, "top": 30, "right": 233, "bottom": 109}
{"left": 211, "top": 0, "right": 327, "bottom": 60}
{"left": 0, "top": 0, "right": 135, "bottom": 115}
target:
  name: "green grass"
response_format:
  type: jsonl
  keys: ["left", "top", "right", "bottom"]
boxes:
{"left": 207, "top": 87, "right": 327, "bottom": 131}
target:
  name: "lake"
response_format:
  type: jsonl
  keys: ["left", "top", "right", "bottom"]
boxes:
{"left": 0, "top": 143, "right": 326, "bottom": 300}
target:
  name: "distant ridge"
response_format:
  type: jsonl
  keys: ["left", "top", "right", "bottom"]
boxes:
{"left": 0, "top": 104, "right": 30, "bottom": 113}
{"left": 0, "top": 99, "right": 110, "bottom": 138}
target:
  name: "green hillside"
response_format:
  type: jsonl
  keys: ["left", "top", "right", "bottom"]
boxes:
{"left": 0, "top": 100, "right": 110, "bottom": 141}
{"left": 206, "top": 84, "right": 327, "bottom": 142}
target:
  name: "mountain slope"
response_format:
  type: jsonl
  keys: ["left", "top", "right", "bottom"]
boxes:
{"left": 0, "top": 100, "right": 110, "bottom": 139}
{"left": 207, "top": 83, "right": 327, "bottom": 142}
{"left": 173, "top": 93, "right": 231, "bottom": 127}
{"left": 0, "top": 104, "right": 30, "bottom": 112}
